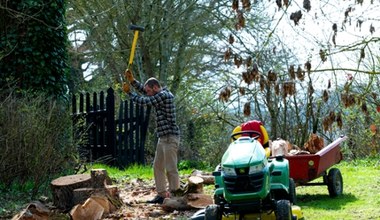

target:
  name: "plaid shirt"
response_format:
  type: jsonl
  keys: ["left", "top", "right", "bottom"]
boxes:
{"left": 129, "top": 80, "right": 180, "bottom": 137}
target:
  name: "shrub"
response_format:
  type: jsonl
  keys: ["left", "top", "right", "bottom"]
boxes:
{"left": 0, "top": 89, "right": 77, "bottom": 197}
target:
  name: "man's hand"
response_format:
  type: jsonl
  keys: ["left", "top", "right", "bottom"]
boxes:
{"left": 124, "top": 69, "right": 135, "bottom": 82}
{"left": 122, "top": 82, "right": 131, "bottom": 93}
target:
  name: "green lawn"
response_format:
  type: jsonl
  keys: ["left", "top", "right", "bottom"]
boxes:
{"left": 295, "top": 159, "right": 380, "bottom": 220}
{"left": 1, "top": 159, "right": 379, "bottom": 219}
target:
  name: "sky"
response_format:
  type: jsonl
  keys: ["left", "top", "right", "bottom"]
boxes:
{"left": 68, "top": 0, "right": 380, "bottom": 84}
{"left": 267, "top": 0, "right": 380, "bottom": 89}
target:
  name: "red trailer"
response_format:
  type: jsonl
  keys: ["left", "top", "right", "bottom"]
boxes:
{"left": 285, "top": 135, "right": 348, "bottom": 197}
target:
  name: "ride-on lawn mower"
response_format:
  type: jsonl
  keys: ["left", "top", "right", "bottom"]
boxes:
{"left": 192, "top": 130, "right": 303, "bottom": 220}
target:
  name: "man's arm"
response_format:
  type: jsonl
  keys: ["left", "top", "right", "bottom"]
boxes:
{"left": 129, "top": 89, "right": 167, "bottom": 106}
{"left": 125, "top": 69, "right": 145, "bottom": 94}
{"left": 130, "top": 80, "right": 145, "bottom": 94}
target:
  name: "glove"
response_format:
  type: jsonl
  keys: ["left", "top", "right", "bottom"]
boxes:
{"left": 122, "top": 82, "right": 131, "bottom": 93}
{"left": 124, "top": 69, "right": 135, "bottom": 82}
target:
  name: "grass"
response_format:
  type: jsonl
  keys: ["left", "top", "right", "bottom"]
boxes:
{"left": 90, "top": 159, "right": 380, "bottom": 219}
{"left": 88, "top": 163, "right": 194, "bottom": 181}
{"left": 295, "top": 158, "right": 380, "bottom": 220}
{"left": 1, "top": 158, "right": 379, "bottom": 219}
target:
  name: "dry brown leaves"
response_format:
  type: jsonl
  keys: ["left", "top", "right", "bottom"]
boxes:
{"left": 290, "top": 10, "right": 302, "bottom": 25}
{"left": 102, "top": 178, "right": 197, "bottom": 220}
{"left": 243, "top": 102, "right": 251, "bottom": 116}
{"left": 283, "top": 81, "right": 296, "bottom": 98}
{"left": 219, "top": 86, "right": 232, "bottom": 102}
{"left": 303, "top": 0, "right": 311, "bottom": 12}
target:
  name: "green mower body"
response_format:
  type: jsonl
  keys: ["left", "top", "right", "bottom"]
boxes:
{"left": 208, "top": 131, "right": 296, "bottom": 220}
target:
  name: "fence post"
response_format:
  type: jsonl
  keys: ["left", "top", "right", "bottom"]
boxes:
{"left": 106, "top": 88, "right": 116, "bottom": 164}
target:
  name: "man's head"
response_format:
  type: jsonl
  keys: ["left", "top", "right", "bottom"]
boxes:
{"left": 144, "top": 77, "right": 162, "bottom": 96}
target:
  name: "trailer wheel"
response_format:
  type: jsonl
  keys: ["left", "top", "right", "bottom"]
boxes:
{"left": 288, "top": 178, "right": 297, "bottom": 204}
{"left": 275, "top": 200, "right": 293, "bottom": 220}
{"left": 204, "top": 204, "right": 222, "bottom": 220}
{"left": 327, "top": 168, "right": 343, "bottom": 197}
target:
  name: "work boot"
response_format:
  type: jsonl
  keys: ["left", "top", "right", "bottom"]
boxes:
{"left": 146, "top": 195, "right": 165, "bottom": 204}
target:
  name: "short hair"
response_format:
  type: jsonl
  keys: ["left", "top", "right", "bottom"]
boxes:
{"left": 144, "top": 77, "right": 161, "bottom": 88}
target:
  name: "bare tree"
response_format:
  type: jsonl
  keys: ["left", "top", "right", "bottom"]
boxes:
{"left": 217, "top": 0, "right": 380, "bottom": 149}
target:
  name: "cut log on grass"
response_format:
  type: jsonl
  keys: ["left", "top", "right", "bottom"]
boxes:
{"left": 11, "top": 201, "right": 50, "bottom": 220}
{"left": 185, "top": 176, "right": 204, "bottom": 194}
{"left": 91, "top": 169, "right": 112, "bottom": 188}
{"left": 196, "top": 175, "right": 214, "bottom": 185}
{"left": 70, "top": 196, "right": 112, "bottom": 220}
{"left": 161, "top": 193, "right": 213, "bottom": 211}
{"left": 161, "top": 197, "right": 191, "bottom": 211}
{"left": 191, "top": 169, "right": 215, "bottom": 185}
{"left": 50, "top": 174, "right": 92, "bottom": 211}
{"left": 186, "top": 193, "right": 213, "bottom": 209}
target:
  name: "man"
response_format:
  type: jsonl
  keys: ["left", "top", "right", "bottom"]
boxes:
{"left": 231, "top": 120, "right": 271, "bottom": 157}
{"left": 122, "top": 69, "right": 180, "bottom": 204}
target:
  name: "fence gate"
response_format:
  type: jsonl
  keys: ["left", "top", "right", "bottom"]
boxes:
{"left": 72, "top": 87, "right": 151, "bottom": 168}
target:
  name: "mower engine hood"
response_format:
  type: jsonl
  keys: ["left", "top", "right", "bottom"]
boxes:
{"left": 221, "top": 137, "right": 266, "bottom": 168}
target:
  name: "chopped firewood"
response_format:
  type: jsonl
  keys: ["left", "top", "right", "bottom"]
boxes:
{"left": 288, "top": 149, "right": 310, "bottom": 155}
{"left": 190, "top": 170, "right": 215, "bottom": 185}
{"left": 11, "top": 201, "right": 50, "bottom": 220}
{"left": 271, "top": 139, "right": 289, "bottom": 156}
{"left": 161, "top": 193, "right": 213, "bottom": 211}
{"left": 185, "top": 176, "right": 204, "bottom": 194}
{"left": 185, "top": 193, "right": 213, "bottom": 209}
{"left": 70, "top": 196, "right": 112, "bottom": 220}
{"left": 161, "top": 197, "right": 191, "bottom": 211}
{"left": 304, "top": 133, "right": 325, "bottom": 154}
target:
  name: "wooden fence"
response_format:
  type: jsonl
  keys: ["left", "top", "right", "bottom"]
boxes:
{"left": 72, "top": 88, "right": 151, "bottom": 168}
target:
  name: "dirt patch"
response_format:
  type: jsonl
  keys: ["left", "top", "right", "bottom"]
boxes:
{"left": 102, "top": 178, "right": 201, "bottom": 219}
{"left": 9, "top": 175, "right": 207, "bottom": 220}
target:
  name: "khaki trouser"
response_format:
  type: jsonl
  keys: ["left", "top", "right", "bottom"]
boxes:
{"left": 153, "top": 134, "right": 180, "bottom": 197}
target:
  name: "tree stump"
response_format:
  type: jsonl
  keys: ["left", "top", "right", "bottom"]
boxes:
{"left": 72, "top": 188, "right": 98, "bottom": 206}
{"left": 90, "top": 169, "right": 112, "bottom": 188}
{"left": 51, "top": 174, "right": 92, "bottom": 211}
{"left": 72, "top": 185, "right": 120, "bottom": 207}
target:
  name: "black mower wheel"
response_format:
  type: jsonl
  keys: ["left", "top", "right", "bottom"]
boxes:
{"left": 189, "top": 209, "right": 205, "bottom": 220}
{"left": 327, "top": 168, "right": 343, "bottom": 197}
{"left": 213, "top": 194, "right": 225, "bottom": 205}
{"left": 275, "top": 200, "right": 293, "bottom": 220}
{"left": 204, "top": 204, "right": 222, "bottom": 220}
{"left": 288, "top": 178, "right": 297, "bottom": 205}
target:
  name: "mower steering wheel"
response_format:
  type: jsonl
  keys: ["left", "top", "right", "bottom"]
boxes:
{"left": 231, "top": 130, "right": 261, "bottom": 141}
